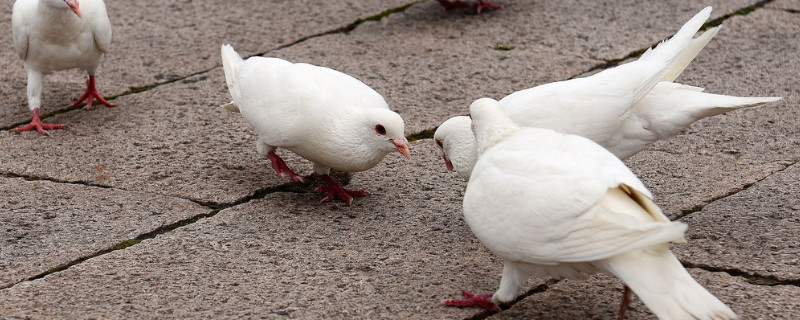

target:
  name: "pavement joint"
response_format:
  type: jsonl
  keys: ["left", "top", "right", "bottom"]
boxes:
{"left": 574, "top": 0, "right": 776, "bottom": 80}
{"left": 0, "top": 208, "right": 222, "bottom": 292}
{"left": 681, "top": 261, "right": 800, "bottom": 287}
{"left": 673, "top": 160, "right": 798, "bottom": 221}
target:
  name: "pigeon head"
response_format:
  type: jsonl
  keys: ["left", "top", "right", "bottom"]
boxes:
{"left": 360, "top": 109, "right": 410, "bottom": 159}
{"left": 433, "top": 116, "right": 477, "bottom": 180}
{"left": 469, "top": 98, "right": 519, "bottom": 154}
{"left": 42, "top": 0, "right": 82, "bottom": 17}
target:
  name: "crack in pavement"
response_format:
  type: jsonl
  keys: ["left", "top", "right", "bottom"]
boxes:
{"left": 464, "top": 279, "right": 560, "bottom": 320}
{"left": 0, "top": 208, "right": 221, "bottom": 291}
{"left": 674, "top": 160, "right": 798, "bottom": 221}
{"left": 682, "top": 261, "right": 800, "bottom": 288}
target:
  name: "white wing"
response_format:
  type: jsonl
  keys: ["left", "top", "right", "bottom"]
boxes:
{"left": 500, "top": 59, "right": 667, "bottom": 144}
{"left": 464, "top": 128, "right": 683, "bottom": 265}
{"left": 11, "top": 0, "right": 35, "bottom": 60}
{"left": 86, "top": 0, "right": 113, "bottom": 53}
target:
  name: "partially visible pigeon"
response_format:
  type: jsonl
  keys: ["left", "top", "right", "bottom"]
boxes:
{"left": 220, "top": 45, "right": 410, "bottom": 205}
{"left": 12, "top": 0, "right": 115, "bottom": 135}
{"left": 437, "top": 0, "right": 502, "bottom": 13}
{"left": 443, "top": 98, "right": 738, "bottom": 320}
{"left": 434, "top": 6, "right": 781, "bottom": 179}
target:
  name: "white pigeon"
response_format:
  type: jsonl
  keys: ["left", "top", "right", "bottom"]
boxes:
{"left": 12, "top": 0, "right": 115, "bottom": 135}
{"left": 220, "top": 44, "right": 410, "bottom": 205}
{"left": 443, "top": 98, "right": 738, "bottom": 320}
{"left": 434, "top": 6, "right": 781, "bottom": 179}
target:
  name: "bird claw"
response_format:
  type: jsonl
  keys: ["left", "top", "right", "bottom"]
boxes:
{"left": 443, "top": 290, "right": 500, "bottom": 311}
{"left": 476, "top": 0, "right": 503, "bottom": 13}
{"left": 315, "top": 175, "right": 369, "bottom": 205}
{"left": 13, "top": 109, "right": 64, "bottom": 136}
{"left": 70, "top": 76, "right": 115, "bottom": 109}
{"left": 266, "top": 152, "right": 304, "bottom": 183}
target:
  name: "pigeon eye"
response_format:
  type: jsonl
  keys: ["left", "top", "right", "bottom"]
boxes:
{"left": 435, "top": 139, "right": 443, "bottom": 148}
{"left": 375, "top": 124, "right": 387, "bottom": 135}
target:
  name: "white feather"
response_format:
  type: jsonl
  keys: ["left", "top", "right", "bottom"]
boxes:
{"left": 463, "top": 98, "right": 737, "bottom": 319}
{"left": 433, "top": 6, "right": 781, "bottom": 179}
{"left": 12, "top": 0, "right": 113, "bottom": 111}
{"left": 219, "top": 45, "right": 407, "bottom": 176}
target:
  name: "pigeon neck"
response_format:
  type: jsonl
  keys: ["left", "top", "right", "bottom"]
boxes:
{"left": 475, "top": 121, "right": 518, "bottom": 155}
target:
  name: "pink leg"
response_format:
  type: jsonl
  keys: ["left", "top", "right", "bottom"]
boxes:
{"left": 443, "top": 290, "right": 500, "bottom": 311}
{"left": 13, "top": 108, "right": 64, "bottom": 135}
{"left": 70, "top": 75, "right": 115, "bottom": 110}
{"left": 618, "top": 285, "right": 631, "bottom": 320}
{"left": 266, "top": 151, "right": 304, "bottom": 182}
{"left": 315, "top": 174, "right": 369, "bottom": 206}
{"left": 437, "top": 0, "right": 470, "bottom": 10}
{"left": 475, "top": 0, "right": 503, "bottom": 13}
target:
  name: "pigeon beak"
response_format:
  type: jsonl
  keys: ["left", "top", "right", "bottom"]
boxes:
{"left": 392, "top": 138, "right": 411, "bottom": 159}
{"left": 443, "top": 154, "right": 454, "bottom": 172}
{"left": 66, "top": 0, "right": 82, "bottom": 17}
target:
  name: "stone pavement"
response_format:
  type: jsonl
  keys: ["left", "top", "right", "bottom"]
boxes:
{"left": 1, "top": 0, "right": 798, "bottom": 319}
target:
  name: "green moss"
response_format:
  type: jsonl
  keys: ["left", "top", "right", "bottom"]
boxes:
{"left": 407, "top": 128, "right": 436, "bottom": 142}
{"left": 493, "top": 44, "right": 516, "bottom": 51}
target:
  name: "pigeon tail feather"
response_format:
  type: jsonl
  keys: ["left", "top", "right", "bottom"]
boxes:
{"left": 221, "top": 44, "right": 244, "bottom": 111}
{"left": 601, "top": 246, "right": 738, "bottom": 320}
{"left": 661, "top": 26, "right": 720, "bottom": 82}
{"left": 639, "top": 6, "right": 712, "bottom": 80}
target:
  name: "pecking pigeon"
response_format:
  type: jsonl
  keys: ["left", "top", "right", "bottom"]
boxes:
{"left": 220, "top": 45, "right": 410, "bottom": 205}
{"left": 443, "top": 97, "right": 738, "bottom": 320}
{"left": 434, "top": 6, "right": 781, "bottom": 179}
{"left": 11, "top": 0, "right": 115, "bottom": 135}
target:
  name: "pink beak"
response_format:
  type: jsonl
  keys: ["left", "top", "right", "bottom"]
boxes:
{"left": 392, "top": 138, "right": 411, "bottom": 159}
{"left": 443, "top": 154, "right": 454, "bottom": 171}
{"left": 66, "top": 0, "right": 81, "bottom": 17}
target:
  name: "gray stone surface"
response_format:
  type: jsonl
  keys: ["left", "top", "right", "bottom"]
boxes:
{"left": 767, "top": 0, "right": 800, "bottom": 11}
{"left": 0, "top": 0, "right": 798, "bottom": 319}
{"left": 0, "top": 176, "right": 208, "bottom": 288}
{"left": 678, "top": 163, "right": 800, "bottom": 282}
{"left": 0, "top": 142, "right": 513, "bottom": 319}
{"left": 493, "top": 271, "right": 800, "bottom": 320}
{"left": 0, "top": 72, "right": 290, "bottom": 204}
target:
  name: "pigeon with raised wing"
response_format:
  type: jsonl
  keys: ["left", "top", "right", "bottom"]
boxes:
{"left": 11, "top": 0, "right": 114, "bottom": 135}
{"left": 220, "top": 45, "right": 410, "bottom": 205}
{"left": 434, "top": 7, "right": 780, "bottom": 179}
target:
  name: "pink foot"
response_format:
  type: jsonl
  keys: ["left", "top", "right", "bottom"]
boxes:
{"left": 437, "top": 0, "right": 502, "bottom": 12}
{"left": 618, "top": 285, "right": 631, "bottom": 320}
{"left": 437, "top": 0, "right": 471, "bottom": 10}
{"left": 476, "top": 0, "right": 503, "bottom": 13}
{"left": 266, "top": 152, "right": 305, "bottom": 182}
{"left": 70, "top": 75, "right": 115, "bottom": 110}
{"left": 315, "top": 174, "right": 368, "bottom": 206}
{"left": 13, "top": 108, "right": 64, "bottom": 135}
{"left": 443, "top": 290, "right": 500, "bottom": 311}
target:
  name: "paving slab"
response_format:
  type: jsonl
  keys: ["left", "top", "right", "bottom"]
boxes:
{"left": 0, "top": 176, "right": 208, "bottom": 289}
{"left": 0, "top": 0, "right": 411, "bottom": 129}
{"left": 0, "top": 72, "right": 312, "bottom": 204}
{"left": 0, "top": 141, "right": 520, "bottom": 320}
{"left": 266, "top": 0, "right": 765, "bottom": 134}
{"left": 677, "top": 162, "right": 800, "bottom": 282}
{"left": 625, "top": 8, "right": 800, "bottom": 218}
{"left": 492, "top": 271, "right": 800, "bottom": 319}
{"left": 767, "top": 0, "right": 800, "bottom": 11}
